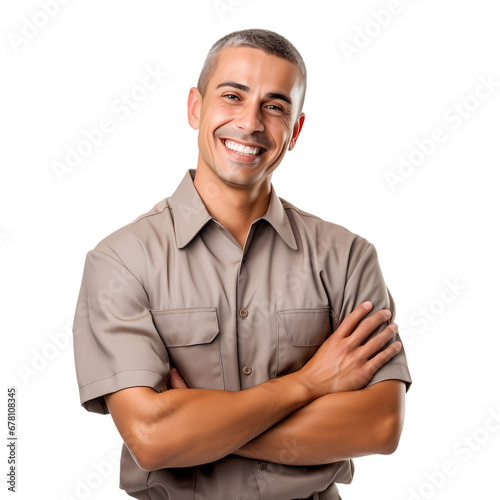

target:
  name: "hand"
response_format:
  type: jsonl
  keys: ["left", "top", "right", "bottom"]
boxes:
{"left": 298, "top": 302, "right": 402, "bottom": 397}
{"left": 160, "top": 367, "right": 189, "bottom": 392}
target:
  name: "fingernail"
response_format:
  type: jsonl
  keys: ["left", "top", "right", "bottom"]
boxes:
{"left": 362, "top": 301, "right": 372, "bottom": 309}
{"left": 384, "top": 310, "right": 392, "bottom": 318}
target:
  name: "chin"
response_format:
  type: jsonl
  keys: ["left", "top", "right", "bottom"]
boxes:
{"left": 215, "top": 165, "right": 263, "bottom": 187}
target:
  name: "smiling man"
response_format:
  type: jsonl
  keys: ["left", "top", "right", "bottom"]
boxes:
{"left": 73, "top": 29, "right": 411, "bottom": 500}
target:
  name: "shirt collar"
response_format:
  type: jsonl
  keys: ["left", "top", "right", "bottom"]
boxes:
{"left": 260, "top": 182, "right": 298, "bottom": 250}
{"left": 169, "top": 169, "right": 297, "bottom": 250}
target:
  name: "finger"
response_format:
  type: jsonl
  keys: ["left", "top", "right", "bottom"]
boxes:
{"left": 363, "top": 340, "right": 402, "bottom": 377}
{"left": 348, "top": 309, "right": 393, "bottom": 346}
{"left": 359, "top": 323, "right": 398, "bottom": 359}
{"left": 169, "top": 368, "right": 189, "bottom": 389}
{"left": 333, "top": 301, "right": 374, "bottom": 339}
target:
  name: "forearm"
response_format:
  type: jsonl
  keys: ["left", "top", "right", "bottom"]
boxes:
{"left": 232, "top": 380, "right": 405, "bottom": 465}
{"left": 108, "top": 304, "right": 405, "bottom": 471}
{"left": 136, "top": 372, "right": 313, "bottom": 469}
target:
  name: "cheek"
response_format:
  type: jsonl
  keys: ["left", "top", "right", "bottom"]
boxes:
{"left": 200, "top": 110, "right": 227, "bottom": 141}
{"left": 268, "top": 123, "right": 291, "bottom": 150}
{"left": 198, "top": 117, "right": 216, "bottom": 145}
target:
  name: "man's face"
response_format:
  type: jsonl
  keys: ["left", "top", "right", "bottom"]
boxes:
{"left": 188, "top": 46, "right": 305, "bottom": 189}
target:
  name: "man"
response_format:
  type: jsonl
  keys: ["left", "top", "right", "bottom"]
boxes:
{"left": 73, "top": 29, "right": 411, "bottom": 500}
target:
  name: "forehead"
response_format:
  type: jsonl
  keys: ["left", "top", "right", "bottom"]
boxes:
{"left": 208, "top": 46, "right": 303, "bottom": 99}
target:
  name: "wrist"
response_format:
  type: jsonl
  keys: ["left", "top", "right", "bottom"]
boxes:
{"left": 282, "top": 370, "right": 321, "bottom": 402}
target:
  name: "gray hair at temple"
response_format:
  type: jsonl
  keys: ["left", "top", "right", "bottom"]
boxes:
{"left": 197, "top": 28, "right": 307, "bottom": 115}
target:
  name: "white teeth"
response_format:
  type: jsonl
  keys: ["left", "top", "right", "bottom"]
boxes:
{"left": 224, "top": 140, "right": 261, "bottom": 156}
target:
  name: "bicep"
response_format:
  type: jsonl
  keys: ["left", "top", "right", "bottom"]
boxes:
{"left": 362, "top": 379, "right": 406, "bottom": 453}
{"left": 104, "top": 386, "right": 160, "bottom": 467}
{"left": 363, "top": 379, "right": 405, "bottom": 414}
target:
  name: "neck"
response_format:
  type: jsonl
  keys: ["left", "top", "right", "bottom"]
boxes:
{"left": 193, "top": 165, "right": 271, "bottom": 248}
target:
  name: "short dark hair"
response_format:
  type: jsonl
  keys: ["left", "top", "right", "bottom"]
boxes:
{"left": 197, "top": 29, "right": 307, "bottom": 114}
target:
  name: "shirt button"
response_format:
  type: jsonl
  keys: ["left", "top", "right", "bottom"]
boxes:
{"left": 242, "top": 256, "right": 247, "bottom": 263}
{"left": 258, "top": 461, "right": 267, "bottom": 470}
{"left": 239, "top": 308, "right": 248, "bottom": 318}
{"left": 242, "top": 365, "right": 252, "bottom": 375}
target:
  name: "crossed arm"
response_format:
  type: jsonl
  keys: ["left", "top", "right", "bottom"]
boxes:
{"left": 168, "top": 367, "right": 405, "bottom": 466}
{"left": 105, "top": 303, "right": 406, "bottom": 470}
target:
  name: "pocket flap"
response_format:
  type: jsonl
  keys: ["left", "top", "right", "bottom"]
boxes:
{"left": 277, "top": 307, "right": 331, "bottom": 346}
{"left": 150, "top": 307, "right": 219, "bottom": 347}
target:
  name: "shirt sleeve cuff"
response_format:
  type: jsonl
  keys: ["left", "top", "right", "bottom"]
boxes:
{"left": 79, "top": 369, "right": 167, "bottom": 414}
{"left": 364, "top": 363, "right": 412, "bottom": 393}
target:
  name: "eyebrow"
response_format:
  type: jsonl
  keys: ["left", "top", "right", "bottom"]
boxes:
{"left": 216, "top": 81, "right": 292, "bottom": 106}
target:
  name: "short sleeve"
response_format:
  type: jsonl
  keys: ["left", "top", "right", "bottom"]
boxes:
{"left": 337, "top": 241, "right": 412, "bottom": 392}
{"left": 72, "top": 248, "right": 170, "bottom": 414}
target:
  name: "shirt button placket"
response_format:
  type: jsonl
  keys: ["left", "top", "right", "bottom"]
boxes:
{"left": 239, "top": 309, "right": 251, "bottom": 377}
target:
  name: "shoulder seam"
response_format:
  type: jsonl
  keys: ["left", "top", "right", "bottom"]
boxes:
{"left": 284, "top": 206, "right": 322, "bottom": 220}
{"left": 130, "top": 202, "right": 170, "bottom": 226}
{"left": 280, "top": 198, "right": 323, "bottom": 221}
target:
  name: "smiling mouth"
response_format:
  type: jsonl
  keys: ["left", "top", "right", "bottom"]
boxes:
{"left": 221, "top": 139, "right": 266, "bottom": 156}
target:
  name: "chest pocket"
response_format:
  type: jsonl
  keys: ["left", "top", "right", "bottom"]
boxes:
{"left": 149, "top": 307, "right": 223, "bottom": 390}
{"left": 276, "top": 306, "right": 332, "bottom": 377}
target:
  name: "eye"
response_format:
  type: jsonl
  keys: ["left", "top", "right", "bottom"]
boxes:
{"left": 266, "top": 104, "right": 285, "bottom": 112}
{"left": 223, "top": 94, "right": 240, "bottom": 101}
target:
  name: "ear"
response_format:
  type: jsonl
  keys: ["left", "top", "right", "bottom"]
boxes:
{"left": 288, "top": 112, "right": 305, "bottom": 151}
{"left": 187, "top": 87, "right": 202, "bottom": 130}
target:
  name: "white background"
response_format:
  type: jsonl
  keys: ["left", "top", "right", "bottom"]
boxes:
{"left": 2, "top": 1, "right": 499, "bottom": 499}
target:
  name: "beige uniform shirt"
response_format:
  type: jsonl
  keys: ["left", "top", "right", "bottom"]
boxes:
{"left": 73, "top": 169, "right": 412, "bottom": 500}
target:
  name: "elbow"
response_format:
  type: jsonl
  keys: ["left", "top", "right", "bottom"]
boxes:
{"left": 106, "top": 387, "right": 182, "bottom": 471}
{"left": 377, "top": 413, "right": 404, "bottom": 455}
{"left": 129, "top": 420, "right": 190, "bottom": 470}
{"left": 379, "top": 432, "right": 401, "bottom": 456}
{"left": 130, "top": 431, "right": 174, "bottom": 472}
{"left": 134, "top": 451, "right": 160, "bottom": 472}
{"left": 136, "top": 452, "right": 168, "bottom": 472}
{"left": 122, "top": 413, "right": 178, "bottom": 471}
{"left": 135, "top": 442, "right": 189, "bottom": 471}
{"left": 122, "top": 424, "right": 163, "bottom": 472}
{"left": 128, "top": 417, "right": 187, "bottom": 471}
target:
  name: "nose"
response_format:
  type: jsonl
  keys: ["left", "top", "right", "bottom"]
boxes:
{"left": 234, "top": 101, "right": 265, "bottom": 134}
